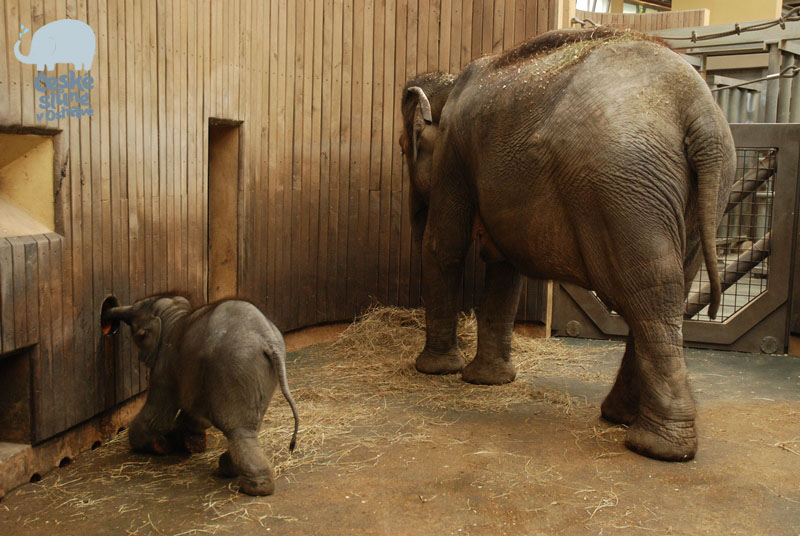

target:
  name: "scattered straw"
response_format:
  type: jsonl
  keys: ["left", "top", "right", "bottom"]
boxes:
{"left": 6, "top": 305, "right": 615, "bottom": 533}
{"left": 251, "top": 305, "right": 613, "bottom": 478}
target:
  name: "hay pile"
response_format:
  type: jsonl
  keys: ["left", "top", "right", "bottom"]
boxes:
{"left": 251, "top": 306, "right": 612, "bottom": 477}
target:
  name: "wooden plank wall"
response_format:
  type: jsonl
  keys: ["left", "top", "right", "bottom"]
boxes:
{"left": 0, "top": 0, "right": 562, "bottom": 443}
{"left": 573, "top": 8, "right": 709, "bottom": 31}
{"left": 236, "top": 0, "right": 565, "bottom": 331}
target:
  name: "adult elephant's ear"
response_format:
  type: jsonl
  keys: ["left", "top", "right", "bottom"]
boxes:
{"left": 404, "top": 86, "right": 433, "bottom": 124}
{"left": 404, "top": 86, "right": 433, "bottom": 162}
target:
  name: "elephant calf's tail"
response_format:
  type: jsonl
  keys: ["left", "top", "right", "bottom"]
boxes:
{"left": 685, "top": 100, "right": 735, "bottom": 320}
{"left": 266, "top": 347, "right": 299, "bottom": 452}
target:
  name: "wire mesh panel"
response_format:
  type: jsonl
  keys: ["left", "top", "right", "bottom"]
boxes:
{"left": 686, "top": 148, "right": 776, "bottom": 322}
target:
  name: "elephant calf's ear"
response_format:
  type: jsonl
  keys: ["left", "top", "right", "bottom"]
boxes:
{"left": 136, "top": 316, "right": 163, "bottom": 368}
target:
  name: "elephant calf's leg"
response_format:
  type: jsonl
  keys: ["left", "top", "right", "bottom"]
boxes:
{"left": 167, "top": 412, "right": 209, "bottom": 454}
{"left": 462, "top": 261, "right": 523, "bottom": 385}
{"left": 601, "top": 335, "right": 640, "bottom": 425}
{"left": 128, "top": 397, "right": 179, "bottom": 454}
{"left": 226, "top": 430, "right": 275, "bottom": 496}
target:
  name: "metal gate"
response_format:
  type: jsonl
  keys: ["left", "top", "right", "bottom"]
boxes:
{"left": 552, "top": 123, "right": 800, "bottom": 354}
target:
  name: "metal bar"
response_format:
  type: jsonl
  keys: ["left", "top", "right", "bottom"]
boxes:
{"left": 739, "top": 90, "right": 758, "bottom": 123}
{"left": 718, "top": 88, "right": 730, "bottom": 120}
{"left": 729, "top": 88, "right": 742, "bottom": 123}
{"left": 791, "top": 56, "right": 800, "bottom": 121}
{"left": 685, "top": 232, "right": 771, "bottom": 318}
{"left": 725, "top": 162, "right": 775, "bottom": 214}
{"left": 777, "top": 52, "right": 795, "bottom": 122}
{"left": 765, "top": 43, "right": 781, "bottom": 122}
{"left": 707, "top": 73, "right": 763, "bottom": 92}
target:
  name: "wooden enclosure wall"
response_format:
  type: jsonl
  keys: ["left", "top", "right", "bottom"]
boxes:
{"left": 233, "top": 0, "right": 566, "bottom": 332}
{"left": 0, "top": 0, "right": 563, "bottom": 443}
{"left": 574, "top": 8, "right": 709, "bottom": 31}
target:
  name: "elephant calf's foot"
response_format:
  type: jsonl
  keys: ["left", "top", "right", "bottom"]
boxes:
{"left": 601, "top": 391, "right": 639, "bottom": 426}
{"left": 461, "top": 356, "right": 516, "bottom": 385}
{"left": 165, "top": 429, "right": 208, "bottom": 454}
{"left": 183, "top": 431, "right": 207, "bottom": 453}
{"left": 238, "top": 474, "right": 275, "bottom": 496}
{"left": 625, "top": 418, "right": 697, "bottom": 462}
{"left": 415, "top": 348, "right": 465, "bottom": 375}
{"left": 215, "top": 451, "right": 238, "bottom": 478}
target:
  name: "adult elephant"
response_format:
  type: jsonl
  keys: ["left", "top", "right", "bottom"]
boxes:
{"left": 399, "top": 28, "right": 736, "bottom": 462}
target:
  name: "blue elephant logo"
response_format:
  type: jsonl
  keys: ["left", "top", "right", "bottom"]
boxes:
{"left": 14, "top": 19, "right": 95, "bottom": 72}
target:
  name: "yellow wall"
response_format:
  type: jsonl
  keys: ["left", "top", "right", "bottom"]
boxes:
{"left": 671, "top": 0, "right": 781, "bottom": 25}
{"left": 0, "top": 133, "right": 54, "bottom": 236}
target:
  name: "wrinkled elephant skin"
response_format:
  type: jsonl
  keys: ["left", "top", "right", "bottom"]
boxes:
{"left": 399, "top": 28, "right": 736, "bottom": 462}
{"left": 102, "top": 295, "right": 299, "bottom": 495}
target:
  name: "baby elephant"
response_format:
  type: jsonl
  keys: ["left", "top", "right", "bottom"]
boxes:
{"left": 102, "top": 294, "right": 299, "bottom": 496}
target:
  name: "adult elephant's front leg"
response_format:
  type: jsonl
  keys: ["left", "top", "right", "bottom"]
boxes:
{"left": 462, "top": 260, "right": 522, "bottom": 385}
{"left": 415, "top": 176, "right": 474, "bottom": 375}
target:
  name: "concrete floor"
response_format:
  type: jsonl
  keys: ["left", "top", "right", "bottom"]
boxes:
{"left": 1, "top": 338, "right": 799, "bottom": 535}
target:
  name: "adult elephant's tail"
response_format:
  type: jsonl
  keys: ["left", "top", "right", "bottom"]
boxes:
{"left": 684, "top": 98, "right": 736, "bottom": 319}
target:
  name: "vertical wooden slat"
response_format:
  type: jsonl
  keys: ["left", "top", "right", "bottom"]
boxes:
{"left": 0, "top": 240, "right": 13, "bottom": 354}
{"left": 335, "top": 0, "right": 353, "bottom": 319}
{"left": 368, "top": 0, "right": 385, "bottom": 305}
{"left": 248, "top": 0, "right": 261, "bottom": 306}
{"left": 276, "top": 2, "right": 298, "bottom": 319}
{"left": 33, "top": 235, "right": 51, "bottom": 439}
{"left": 47, "top": 235, "right": 65, "bottom": 432}
{"left": 299, "top": 0, "right": 315, "bottom": 326}
{"left": 18, "top": 0, "right": 33, "bottom": 126}
{"left": 398, "top": 0, "right": 413, "bottom": 306}
{"left": 441, "top": 0, "right": 452, "bottom": 70}
{"left": 346, "top": 0, "right": 364, "bottom": 314}
{"left": 0, "top": 0, "right": 8, "bottom": 125}
{"left": 267, "top": 0, "right": 280, "bottom": 317}
{"left": 327, "top": 0, "right": 345, "bottom": 319}
{"left": 309, "top": 0, "right": 324, "bottom": 321}
{"left": 317, "top": 0, "right": 334, "bottom": 321}
{"left": 5, "top": 0, "right": 21, "bottom": 125}
{"left": 378, "top": 0, "right": 397, "bottom": 303}
{"left": 7, "top": 238, "right": 27, "bottom": 349}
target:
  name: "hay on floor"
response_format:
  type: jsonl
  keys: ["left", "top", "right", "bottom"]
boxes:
{"left": 9, "top": 306, "right": 620, "bottom": 530}
{"left": 258, "top": 305, "right": 614, "bottom": 477}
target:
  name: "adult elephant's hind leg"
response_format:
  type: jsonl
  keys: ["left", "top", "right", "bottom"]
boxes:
{"left": 601, "top": 335, "right": 640, "bottom": 425}
{"left": 415, "top": 167, "right": 474, "bottom": 375}
{"left": 462, "top": 260, "right": 523, "bottom": 385}
{"left": 621, "top": 263, "right": 697, "bottom": 461}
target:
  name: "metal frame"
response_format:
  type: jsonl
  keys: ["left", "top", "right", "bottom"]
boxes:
{"left": 552, "top": 123, "right": 800, "bottom": 353}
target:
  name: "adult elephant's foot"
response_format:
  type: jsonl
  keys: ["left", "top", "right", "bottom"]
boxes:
{"left": 624, "top": 417, "right": 697, "bottom": 462}
{"left": 238, "top": 474, "right": 275, "bottom": 496}
{"left": 601, "top": 389, "right": 639, "bottom": 426}
{"left": 216, "top": 451, "right": 238, "bottom": 478}
{"left": 461, "top": 356, "right": 516, "bottom": 385}
{"left": 415, "top": 348, "right": 465, "bottom": 375}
